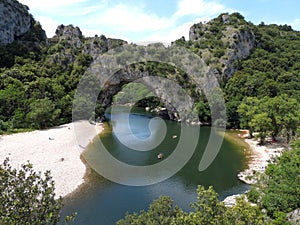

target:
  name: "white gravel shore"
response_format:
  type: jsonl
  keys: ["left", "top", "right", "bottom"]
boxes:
{"left": 0, "top": 121, "right": 103, "bottom": 198}
{"left": 238, "top": 137, "right": 285, "bottom": 184}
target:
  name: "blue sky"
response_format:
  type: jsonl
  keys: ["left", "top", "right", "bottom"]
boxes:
{"left": 18, "top": 0, "right": 300, "bottom": 43}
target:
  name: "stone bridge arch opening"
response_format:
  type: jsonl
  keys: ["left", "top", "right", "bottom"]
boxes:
{"left": 72, "top": 43, "right": 218, "bottom": 126}
{"left": 96, "top": 64, "right": 189, "bottom": 122}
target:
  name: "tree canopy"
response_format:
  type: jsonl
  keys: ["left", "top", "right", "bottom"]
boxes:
{"left": 0, "top": 158, "right": 75, "bottom": 224}
{"left": 247, "top": 141, "right": 300, "bottom": 221}
{"left": 1, "top": 13, "right": 300, "bottom": 141}
{"left": 117, "top": 185, "right": 270, "bottom": 225}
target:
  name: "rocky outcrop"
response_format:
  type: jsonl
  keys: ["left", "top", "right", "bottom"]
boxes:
{"left": 0, "top": 0, "right": 31, "bottom": 44}
{"left": 53, "top": 24, "right": 126, "bottom": 57}
{"left": 48, "top": 25, "right": 126, "bottom": 67}
{"left": 189, "top": 13, "right": 256, "bottom": 79}
{"left": 287, "top": 208, "right": 300, "bottom": 225}
{"left": 223, "top": 26, "right": 255, "bottom": 77}
{"left": 83, "top": 35, "right": 126, "bottom": 58}
{"left": 223, "top": 194, "right": 256, "bottom": 207}
{"left": 54, "top": 24, "right": 83, "bottom": 48}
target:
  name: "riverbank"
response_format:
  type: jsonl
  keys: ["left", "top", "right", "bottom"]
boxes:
{"left": 222, "top": 130, "right": 286, "bottom": 206}
{"left": 0, "top": 120, "right": 104, "bottom": 198}
{"left": 237, "top": 132, "right": 285, "bottom": 184}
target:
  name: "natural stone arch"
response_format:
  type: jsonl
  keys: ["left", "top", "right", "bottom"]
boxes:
{"left": 73, "top": 44, "right": 227, "bottom": 175}
{"left": 72, "top": 43, "right": 224, "bottom": 126}
{"left": 96, "top": 65, "right": 184, "bottom": 121}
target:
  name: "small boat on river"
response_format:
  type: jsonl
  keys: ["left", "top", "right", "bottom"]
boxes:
{"left": 157, "top": 153, "right": 163, "bottom": 159}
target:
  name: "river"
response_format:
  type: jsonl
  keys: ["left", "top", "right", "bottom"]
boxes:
{"left": 60, "top": 107, "right": 249, "bottom": 225}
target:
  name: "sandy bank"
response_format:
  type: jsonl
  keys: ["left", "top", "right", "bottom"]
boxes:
{"left": 0, "top": 121, "right": 103, "bottom": 198}
{"left": 238, "top": 135, "right": 285, "bottom": 184}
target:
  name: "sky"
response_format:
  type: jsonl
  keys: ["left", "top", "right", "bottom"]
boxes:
{"left": 18, "top": 0, "right": 300, "bottom": 44}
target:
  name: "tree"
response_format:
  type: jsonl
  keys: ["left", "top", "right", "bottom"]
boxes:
{"left": 195, "top": 101, "right": 211, "bottom": 123}
{"left": 224, "top": 197, "right": 269, "bottom": 225}
{"left": 175, "top": 186, "right": 226, "bottom": 225}
{"left": 249, "top": 113, "right": 272, "bottom": 144}
{"left": 247, "top": 140, "right": 300, "bottom": 220}
{"left": 118, "top": 185, "right": 270, "bottom": 225}
{"left": 237, "top": 97, "right": 260, "bottom": 137}
{"left": 117, "top": 196, "right": 180, "bottom": 225}
{"left": 238, "top": 95, "right": 300, "bottom": 143}
{"left": 0, "top": 158, "right": 75, "bottom": 224}
{"left": 26, "top": 98, "right": 61, "bottom": 129}
{"left": 274, "top": 95, "right": 300, "bottom": 143}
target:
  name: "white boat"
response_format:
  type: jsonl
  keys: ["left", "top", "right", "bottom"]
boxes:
{"left": 157, "top": 153, "right": 163, "bottom": 159}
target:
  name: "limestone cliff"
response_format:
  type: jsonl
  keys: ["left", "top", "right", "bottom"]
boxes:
{"left": 0, "top": 0, "right": 46, "bottom": 45}
{"left": 47, "top": 24, "right": 127, "bottom": 67}
{"left": 189, "top": 13, "right": 256, "bottom": 79}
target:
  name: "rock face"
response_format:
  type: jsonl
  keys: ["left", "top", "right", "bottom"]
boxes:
{"left": 224, "top": 26, "right": 256, "bottom": 77}
{"left": 0, "top": 0, "right": 31, "bottom": 44}
{"left": 48, "top": 24, "right": 126, "bottom": 67}
{"left": 287, "top": 208, "right": 300, "bottom": 225}
{"left": 189, "top": 13, "right": 256, "bottom": 79}
{"left": 222, "top": 194, "right": 257, "bottom": 207}
{"left": 55, "top": 24, "right": 83, "bottom": 48}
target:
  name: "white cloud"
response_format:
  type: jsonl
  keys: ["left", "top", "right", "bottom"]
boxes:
{"left": 145, "top": 17, "right": 210, "bottom": 43}
{"left": 83, "top": 1, "right": 229, "bottom": 42}
{"left": 18, "top": 0, "right": 90, "bottom": 11}
{"left": 291, "top": 18, "right": 300, "bottom": 30}
{"left": 36, "top": 16, "right": 60, "bottom": 37}
{"left": 85, "top": 3, "right": 173, "bottom": 33}
{"left": 17, "top": 0, "right": 231, "bottom": 42}
{"left": 175, "top": 0, "right": 226, "bottom": 18}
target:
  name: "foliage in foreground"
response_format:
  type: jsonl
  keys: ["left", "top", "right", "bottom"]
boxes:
{"left": 117, "top": 186, "right": 270, "bottom": 225}
{"left": 247, "top": 140, "right": 300, "bottom": 221}
{"left": 0, "top": 158, "right": 75, "bottom": 225}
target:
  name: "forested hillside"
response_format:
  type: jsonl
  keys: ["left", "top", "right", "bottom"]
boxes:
{"left": 173, "top": 13, "right": 300, "bottom": 142}
{"left": 0, "top": 3, "right": 299, "bottom": 142}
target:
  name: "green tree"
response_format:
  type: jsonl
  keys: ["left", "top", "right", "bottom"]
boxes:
{"left": 195, "top": 101, "right": 211, "bottom": 123}
{"left": 176, "top": 186, "right": 226, "bottom": 225}
{"left": 27, "top": 98, "right": 61, "bottom": 129}
{"left": 118, "top": 185, "right": 270, "bottom": 225}
{"left": 237, "top": 97, "right": 260, "bottom": 137}
{"left": 248, "top": 140, "right": 300, "bottom": 220}
{"left": 262, "top": 95, "right": 300, "bottom": 142}
{"left": 0, "top": 158, "right": 75, "bottom": 224}
{"left": 117, "top": 196, "right": 180, "bottom": 225}
{"left": 224, "top": 197, "right": 269, "bottom": 225}
{"left": 249, "top": 113, "right": 272, "bottom": 144}
{"left": 238, "top": 95, "right": 300, "bottom": 143}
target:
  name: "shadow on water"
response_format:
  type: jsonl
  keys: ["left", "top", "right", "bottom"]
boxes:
{"left": 60, "top": 107, "right": 249, "bottom": 225}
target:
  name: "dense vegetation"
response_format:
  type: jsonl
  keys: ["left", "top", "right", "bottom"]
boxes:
{"left": 1, "top": 12, "right": 299, "bottom": 140}
{"left": 0, "top": 158, "right": 75, "bottom": 224}
{"left": 117, "top": 186, "right": 269, "bottom": 225}
{"left": 1, "top": 6, "right": 300, "bottom": 224}
{"left": 223, "top": 21, "right": 300, "bottom": 130}
{"left": 0, "top": 24, "right": 125, "bottom": 132}
{"left": 237, "top": 95, "right": 299, "bottom": 144}
{"left": 247, "top": 141, "right": 300, "bottom": 222}
{"left": 117, "top": 140, "right": 300, "bottom": 224}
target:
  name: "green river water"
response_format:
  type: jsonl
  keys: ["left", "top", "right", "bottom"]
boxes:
{"left": 61, "top": 107, "right": 249, "bottom": 225}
